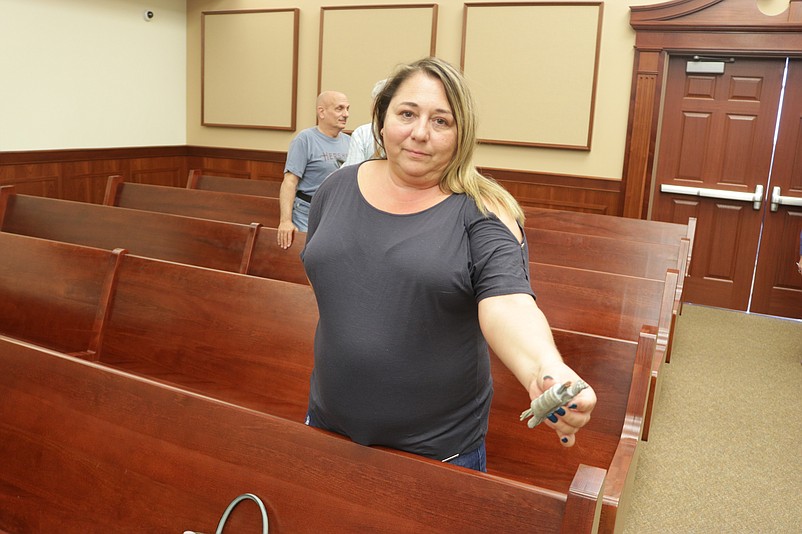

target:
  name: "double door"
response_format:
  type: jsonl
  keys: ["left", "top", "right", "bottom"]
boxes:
{"left": 653, "top": 56, "right": 802, "bottom": 319}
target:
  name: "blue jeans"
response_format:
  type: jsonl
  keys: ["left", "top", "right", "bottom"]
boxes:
{"left": 292, "top": 198, "right": 310, "bottom": 232}
{"left": 443, "top": 441, "right": 487, "bottom": 472}
{"left": 305, "top": 411, "right": 487, "bottom": 473}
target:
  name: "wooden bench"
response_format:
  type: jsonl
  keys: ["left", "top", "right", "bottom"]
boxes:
{"left": 0, "top": 231, "right": 121, "bottom": 355}
{"left": 93, "top": 252, "right": 320, "bottom": 421}
{"left": 245, "top": 226, "right": 309, "bottom": 284}
{"left": 522, "top": 205, "right": 696, "bottom": 254}
{"left": 531, "top": 262, "right": 678, "bottom": 442}
{"left": 186, "top": 168, "right": 282, "bottom": 197}
{"left": 1, "top": 184, "right": 307, "bottom": 285}
{"left": 241, "top": 244, "right": 671, "bottom": 447}
{"left": 525, "top": 225, "right": 688, "bottom": 365}
{"left": 0, "top": 334, "right": 605, "bottom": 533}
{"left": 525, "top": 226, "right": 684, "bottom": 281}
{"left": 0, "top": 185, "right": 259, "bottom": 274}
{"left": 104, "top": 175, "right": 281, "bottom": 228}
{"left": 99, "top": 251, "right": 653, "bottom": 532}
{"left": 0, "top": 233, "right": 650, "bottom": 532}
{"left": 489, "top": 325, "right": 655, "bottom": 534}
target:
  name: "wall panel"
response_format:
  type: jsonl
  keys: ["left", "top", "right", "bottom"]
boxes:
{"left": 1, "top": 147, "right": 620, "bottom": 214}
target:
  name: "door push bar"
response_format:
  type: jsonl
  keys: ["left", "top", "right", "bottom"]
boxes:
{"left": 660, "top": 183, "right": 764, "bottom": 210}
{"left": 770, "top": 186, "right": 802, "bottom": 212}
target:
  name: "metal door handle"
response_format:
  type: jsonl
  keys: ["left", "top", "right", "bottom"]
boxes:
{"left": 660, "top": 183, "right": 764, "bottom": 210}
{"left": 770, "top": 186, "right": 802, "bottom": 212}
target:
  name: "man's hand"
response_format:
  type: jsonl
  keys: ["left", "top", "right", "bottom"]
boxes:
{"left": 277, "top": 220, "right": 297, "bottom": 249}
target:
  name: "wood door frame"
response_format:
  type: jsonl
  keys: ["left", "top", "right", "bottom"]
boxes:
{"left": 622, "top": 0, "right": 802, "bottom": 219}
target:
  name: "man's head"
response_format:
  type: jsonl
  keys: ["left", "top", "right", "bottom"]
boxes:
{"left": 316, "top": 91, "right": 350, "bottom": 137}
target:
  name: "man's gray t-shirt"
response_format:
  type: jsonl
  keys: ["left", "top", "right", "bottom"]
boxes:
{"left": 301, "top": 164, "right": 535, "bottom": 460}
{"left": 283, "top": 127, "right": 350, "bottom": 197}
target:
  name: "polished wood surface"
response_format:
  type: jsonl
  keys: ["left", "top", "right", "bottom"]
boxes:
{"left": 751, "top": 59, "right": 802, "bottom": 318}
{"left": 0, "top": 233, "right": 653, "bottom": 532}
{"left": 0, "top": 187, "right": 259, "bottom": 274}
{"left": 624, "top": 0, "right": 802, "bottom": 219}
{"left": 0, "top": 232, "right": 119, "bottom": 354}
{"left": 0, "top": 335, "right": 605, "bottom": 533}
{"left": 526, "top": 226, "right": 682, "bottom": 281}
{"left": 653, "top": 56, "right": 784, "bottom": 312}
{"left": 523, "top": 205, "right": 694, "bottom": 344}
{"left": 186, "top": 168, "right": 282, "bottom": 197}
{"left": 104, "top": 175, "right": 281, "bottom": 227}
{"left": 0, "top": 185, "right": 308, "bottom": 286}
{"left": 488, "top": 326, "right": 656, "bottom": 533}
{"left": 523, "top": 205, "right": 694, "bottom": 248}
{"left": 96, "top": 252, "right": 319, "bottom": 421}
{"left": 246, "top": 226, "right": 309, "bottom": 285}
{"left": 531, "top": 262, "right": 678, "bottom": 441}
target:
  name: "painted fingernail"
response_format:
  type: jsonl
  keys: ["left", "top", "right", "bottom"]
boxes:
{"left": 547, "top": 414, "right": 558, "bottom": 423}
{"left": 556, "top": 407, "right": 566, "bottom": 416}
{"left": 569, "top": 404, "right": 578, "bottom": 409}
{"left": 561, "top": 437, "right": 569, "bottom": 443}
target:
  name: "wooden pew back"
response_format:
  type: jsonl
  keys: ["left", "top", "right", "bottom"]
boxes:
{"left": 93, "top": 253, "right": 643, "bottom": 532}
{"left": 522, "top": 205, "right": 693, "bottom": 247}
{"left": 186, "top": 169, "right": 282, "bottom": 197}
{"left": 532, "top": 261, "right": 673, "bottom": 348}
{"left": 0, "top": 187, "right": 259, "bottom": 274}
{"left": 0, "top": 335, "right": 605, "bottom": 533}
{"left": 526, "top": 226, "right": 682, "bottom": 281}
{"left": 0, "top": 233, "right": 648, "bottom": 532}
{"left": 488, "top": 326, "right": 654, "bottom": 533}
{"left": 246, "top": 227, "right": 309, "bottom": 284}
{"left": 104, "top": 175, "right": 281, "bottom": 227}
{"left": 96, "top": 254, "right": 318, "bottom": 421}
{"left": 0, "top": 232, "right": 120, "bottom": 354}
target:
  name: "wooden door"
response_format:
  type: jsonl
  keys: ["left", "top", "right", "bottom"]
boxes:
{"left": 652, "top": 56, "right": 794, "bottom": 315}
{"left": 751, "top": 59, "right": 802, "bottom": 318}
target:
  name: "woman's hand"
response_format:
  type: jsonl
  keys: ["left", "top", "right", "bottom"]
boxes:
{"left": 527, "top": 371, "right": 596, "bottom": 447}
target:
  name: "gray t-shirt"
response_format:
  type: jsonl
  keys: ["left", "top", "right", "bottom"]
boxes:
{"left": 283, "top": 127, "right": 350, "bottom": 197}
{"left": 301, "top": 164, "right": 535, "bottom": 460}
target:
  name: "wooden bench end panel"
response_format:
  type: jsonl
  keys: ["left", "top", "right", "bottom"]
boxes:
{"left": 563, "top": 464, "right": 607, "bottom": 534}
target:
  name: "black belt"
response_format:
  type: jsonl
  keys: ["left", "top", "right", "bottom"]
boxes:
{"left": 295, "top": 190, "right": 312, "bottom": 203}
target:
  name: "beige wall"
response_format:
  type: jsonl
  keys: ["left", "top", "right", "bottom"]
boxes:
{"left": 1, "top": 0, "right": 679, "bottom": 183}
{"left": 187, "top": 0, "right": 668, "bottom": 180}
{"left": 0, "top": 0, "right": 187, "bottom": 151}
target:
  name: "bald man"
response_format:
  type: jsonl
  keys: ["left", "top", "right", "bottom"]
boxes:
{"left": 279, "top": 91, "right": 350, "bottom": 248}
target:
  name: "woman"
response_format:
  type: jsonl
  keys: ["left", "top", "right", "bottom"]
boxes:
{"left": 301, "top": 57, "right": 595, "bottom": 472}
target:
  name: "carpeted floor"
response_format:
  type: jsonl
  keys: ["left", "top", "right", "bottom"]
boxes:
{"left": 622, "top": 304, "right": 802, "bottom": 533}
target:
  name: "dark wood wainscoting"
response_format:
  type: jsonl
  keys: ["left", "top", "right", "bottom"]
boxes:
{"left": 0, "top": 147, "right": 188, "bottom": 204}
{"left": 1, "top": 146, "right": 622, "bottom": 214}
{"left": 185, "top": 146, "right": 286, "bottom": 184}
{"left": 482, "top": 167, "right": 621, "bottom": 215}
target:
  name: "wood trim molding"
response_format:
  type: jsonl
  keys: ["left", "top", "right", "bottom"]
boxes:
{"left": 630, "top": 0, "right": 802, "bottom": 31}
{"left": 0, "top": 146, "right": 186, "bottom": 165}
{"left": 184, "top": 145, "right": 285, "bottom": 163}
{"left": 622, "top": 0, "right": 802, "bottom": 219}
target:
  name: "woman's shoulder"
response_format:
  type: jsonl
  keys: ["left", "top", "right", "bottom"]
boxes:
{"left": 462, "top": 195, "right": 523, "bottom": 243}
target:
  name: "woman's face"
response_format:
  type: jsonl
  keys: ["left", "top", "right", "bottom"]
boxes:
{"left": 382, "top": 72, "right": 457, "bottom": 186}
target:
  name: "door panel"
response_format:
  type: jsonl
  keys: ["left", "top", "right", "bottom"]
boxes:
{"left": 751, "top": 59, "right": 802, "bottom": 318}
{"left": 653, "top": 56, "right": 787, "bottom": 311}
{"left": 678, "top": 200, "right": 763, "bottom": 309}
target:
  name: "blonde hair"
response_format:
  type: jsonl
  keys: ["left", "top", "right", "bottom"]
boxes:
{"left": 372, "top": 57, "right": 524, "bottom": 224}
